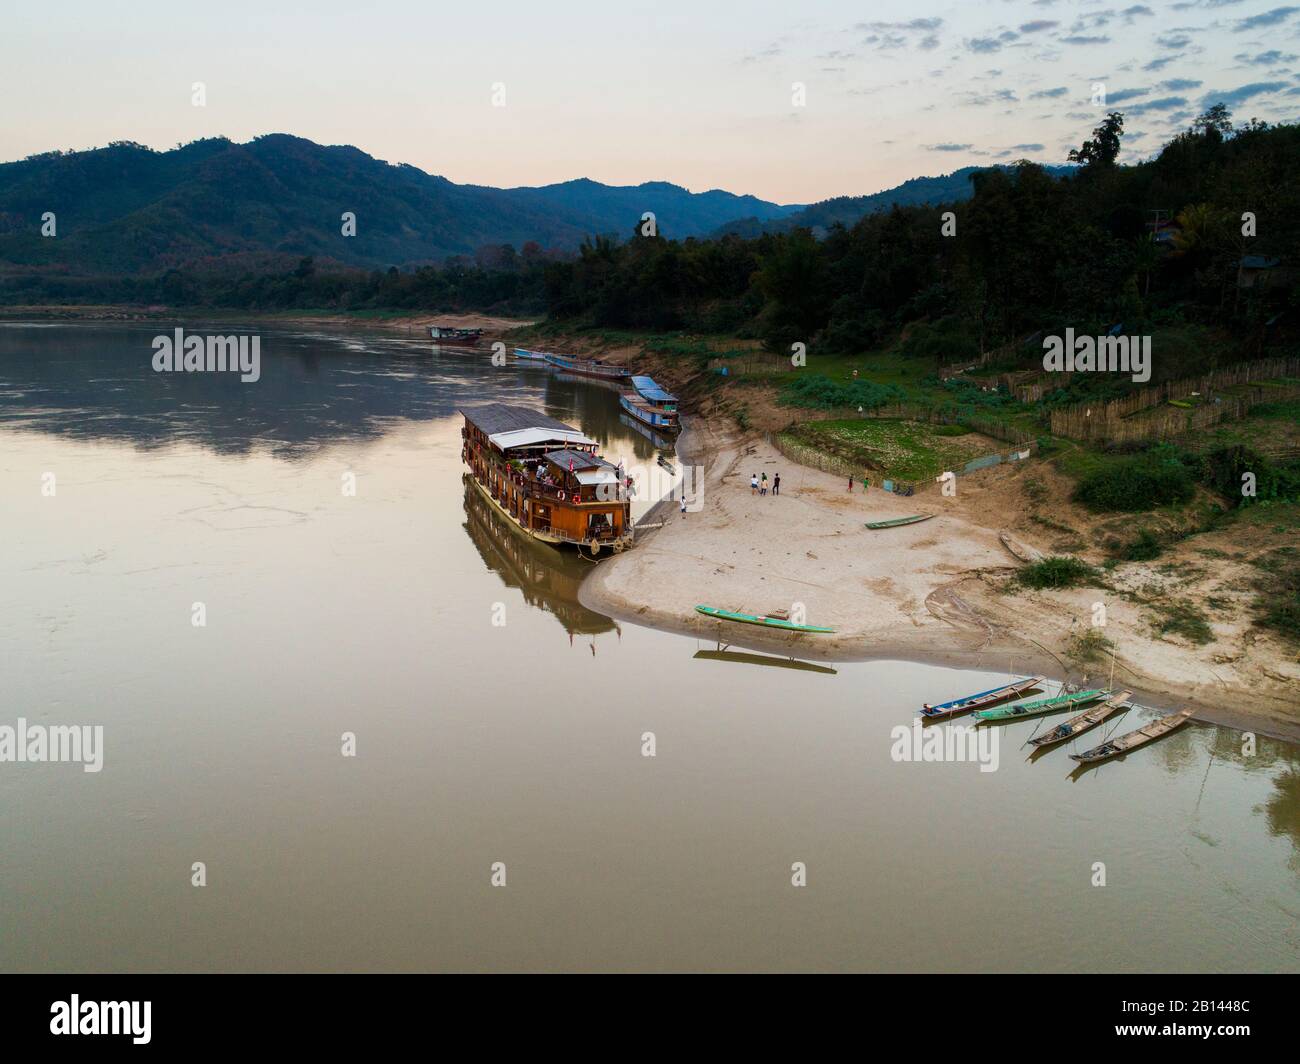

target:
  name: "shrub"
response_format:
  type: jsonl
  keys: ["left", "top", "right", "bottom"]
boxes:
{"left": 1016, "top": 556, "right": 1100, "bottom": 589}
{"left": 1068, "top": 627, "right": 1115, "bottom": 665}
{"left": 1074, "top": 455, "right": 1196, "bottom": 512}
{"left": 1122, "top": 528, "right": 1163, "bottom": 561}
{"left": 779, "top": 374, "right": 904, "bottom": 411}
{"left": 1150, "top": 600, "right": 1213, "bottom": 644}
{"left": 1197, "top": 445, "right": 1300, "bottom": 506}
{"left": 1253, "top": 550, "right": 1300, "bottom": 643}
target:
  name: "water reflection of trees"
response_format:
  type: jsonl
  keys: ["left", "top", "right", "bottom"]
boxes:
{"left": 1183, "top": 725, "right": 1300, "bottom": 868}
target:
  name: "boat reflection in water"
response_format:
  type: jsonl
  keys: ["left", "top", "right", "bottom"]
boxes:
{"left": 619, "top": 411, "right": 676, "bottom": 452}
{"left": 692, "top": 648, "right": 837, "bottom": 676}
{"left": 462, "top": 476, "right": 619, "bottom": 642}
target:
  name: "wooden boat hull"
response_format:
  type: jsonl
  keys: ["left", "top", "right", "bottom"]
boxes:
{"left": 620, "top": 393, "right": 679, "bottom": 431}
{"left": 1069, "top": 708, "right": 1193, "bottom": 763}
{"left": 513, "top": 348, "right": 549, "bottom": 361}
{"left": 865, "top": 514, "right": 933, "bottom": 530}
{"left": 1028, "top": 691, "right": 1132, "bottom": 748}
{"left": 431, "top": 327, "right": 483, "bottom": 345}
{"left": 920, "top": 676, "right": 1045, "bottom": 720}
{"left": 999, "top": 530, "right": 1045, "bottom": 564}
{"left": 694, "top": 605, "right": 836, "bottom": 634}
{"left": 973, "top": 688, "right": 1107, "bottom": 722}
{"left": 544, "top": 354, "right": 630, "bottom": 380}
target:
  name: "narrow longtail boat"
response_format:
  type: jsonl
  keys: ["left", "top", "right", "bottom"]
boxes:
{"left": 543, "top": 352, "right": 631, "bottom": 380}
{"left": 920, "top": 676, "right": 1045, "bottom": 720}
{"left": 865, "top": 514, "right": 933, "bottom": 530}
{"left": 1028, "top": 691, "right": 1132, "bottom": 748}
{"left": 694, "top": 605, "right": 836, "bottom": 634}
{"left": 1069, "top": 708, "right": 1194, "bottom": 764}
{"left": 513, "top": 348, "right": 550, "bottom": 361}
{"left": 972, "top": 687, "right": 1108, "bottom": 722}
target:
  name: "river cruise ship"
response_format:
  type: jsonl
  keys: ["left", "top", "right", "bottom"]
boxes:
{"left": 460, "top": 404, "right": 633, "bottom": 552}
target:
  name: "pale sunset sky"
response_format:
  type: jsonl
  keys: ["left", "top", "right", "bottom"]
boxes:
{"left": 2, "top": 0, "right": 1298, "bottom": 204}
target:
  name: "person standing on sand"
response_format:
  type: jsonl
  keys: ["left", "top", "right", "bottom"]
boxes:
{"left": 848, "top": 475, "right": 853, "bottom": 492}
{"left": 681, "top": 491, "right": 687, "bottom": 516}
{"left": 862, "top": 472, "right": 870, "bottom": 493}
{"left": 760, "top": 472, "right": 768, "bottom": 496}
{"left": 773, "top": 473, "right": 781, "bottom": 496}
{"left": 751, "top": 473, "right": 758, "bottom": 495}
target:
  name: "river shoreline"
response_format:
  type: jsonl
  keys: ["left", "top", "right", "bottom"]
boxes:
{"left": 581, "top": 414, "right": 1300, "bottom": 744}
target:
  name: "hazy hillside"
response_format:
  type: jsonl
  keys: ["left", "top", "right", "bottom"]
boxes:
{"left": 717, "top": 165, "right": 1075, "bottom": 237}
{"left": 0, "top": 135, "right": 801, "bottom": 275}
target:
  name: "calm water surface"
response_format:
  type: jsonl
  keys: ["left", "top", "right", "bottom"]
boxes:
{"left": 1, "top": 322, "right": 1297, "bottom": 972}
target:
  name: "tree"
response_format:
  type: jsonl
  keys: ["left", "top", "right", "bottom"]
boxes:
{"left": 1192, "top": 104, "right": 1233, "bottom": 142}
{"left": 1068, "top": 112, "right": 1125, "bottom": 168}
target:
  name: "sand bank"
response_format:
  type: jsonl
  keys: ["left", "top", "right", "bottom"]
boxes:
{"left": 581, "top": 416, "right": 1300, "bottom": 742}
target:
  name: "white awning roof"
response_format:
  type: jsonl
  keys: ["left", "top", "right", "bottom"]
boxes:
{"left": 575, "top": 468, "right": 620, "bottom": 486}
{"left": 489, "top": 427, "right": 596, "bottom": 450}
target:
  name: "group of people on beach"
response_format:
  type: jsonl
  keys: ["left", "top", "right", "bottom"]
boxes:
{"left": 750, "top": 472, "right": 780, "bottom": 496}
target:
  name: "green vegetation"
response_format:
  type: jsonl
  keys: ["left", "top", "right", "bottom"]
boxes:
{"left": 1016, "top": 556, "right": 1101, "bottom": 589}
{"left": 779, "top": 374, "right": 904, "bottom": 411}
{"left": 784, "top": 418, "right": 986, "bottom": 482}
{"left": 1149, "top": 600, "right": 1214, "bottom": 644}
{"left": 1067, "top": 627, "right": 1115, "bottom": 665}
{"left": 1252, "top": 548, "right": 1300, "bottom": 643}
{"left": 1073, "top": 452, "right": 1196, "bottom": 512}
{"left": 1122, "top": 528, "right": 1164, "bottom": 561}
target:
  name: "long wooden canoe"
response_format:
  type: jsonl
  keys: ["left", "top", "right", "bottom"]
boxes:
{"left": 999, "top": 530, "right": 1045, "bottom": 564}
{"left": 1069, "top": 708, "right": 1194, "bottom": 763}
{"left": 920, "top": 676, "right": 1045, "bottom": 720}
{"left": 1028, "top": 691, "right": 1132, "bottom": 748}
{"left": 865, "top": 514, "right": 933, "bottom": 530}
{"left": 694, "top": 605, "right": 836, "bottom": 633}
{"left": 973, "top": 687, "right": 1108, "bottom": 722}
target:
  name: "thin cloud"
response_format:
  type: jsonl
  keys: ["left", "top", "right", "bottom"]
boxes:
{"left": 1234, "top": 49, "right": 1299, "bottom": 65}
{"left": 1201, "top": 81, "right": 1289, "bottom": 105}
{"left": 1232, "top": 6, "right": 1300, "bottom": 31}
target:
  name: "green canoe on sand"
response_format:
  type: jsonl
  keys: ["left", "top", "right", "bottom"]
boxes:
{"left": 865, "top": 514, "right": 933, "bottom": 530}
{"left": 972, "top": 688, "right": 1108, "bottom": 722}
{"left": 694, "top": 605, "right": 836, "bottom": 633}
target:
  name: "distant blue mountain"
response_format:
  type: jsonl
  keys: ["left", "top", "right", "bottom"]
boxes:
{"left": 715, "top": 164, "right": 1076, "bottom": 237}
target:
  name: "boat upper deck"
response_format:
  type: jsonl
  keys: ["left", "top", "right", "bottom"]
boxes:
{"left": 460, "top": 403, "right": 597, "bottom": 455}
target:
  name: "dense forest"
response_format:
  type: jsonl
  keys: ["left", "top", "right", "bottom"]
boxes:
{"left": 4, "top": 108, "right": 1297, "bottom": 369}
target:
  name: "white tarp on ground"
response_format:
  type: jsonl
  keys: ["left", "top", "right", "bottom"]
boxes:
{"left": 489, "top": 427, "right": 596, "bottom": 450}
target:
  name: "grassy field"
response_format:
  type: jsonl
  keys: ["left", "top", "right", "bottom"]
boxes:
{"left": 784, "top": 418, "right": 991, "bottom": 482}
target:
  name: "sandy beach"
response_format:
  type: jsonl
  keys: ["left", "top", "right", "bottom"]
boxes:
{"left": 582, "top": 415, "right": 1300, "bottom": 742}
